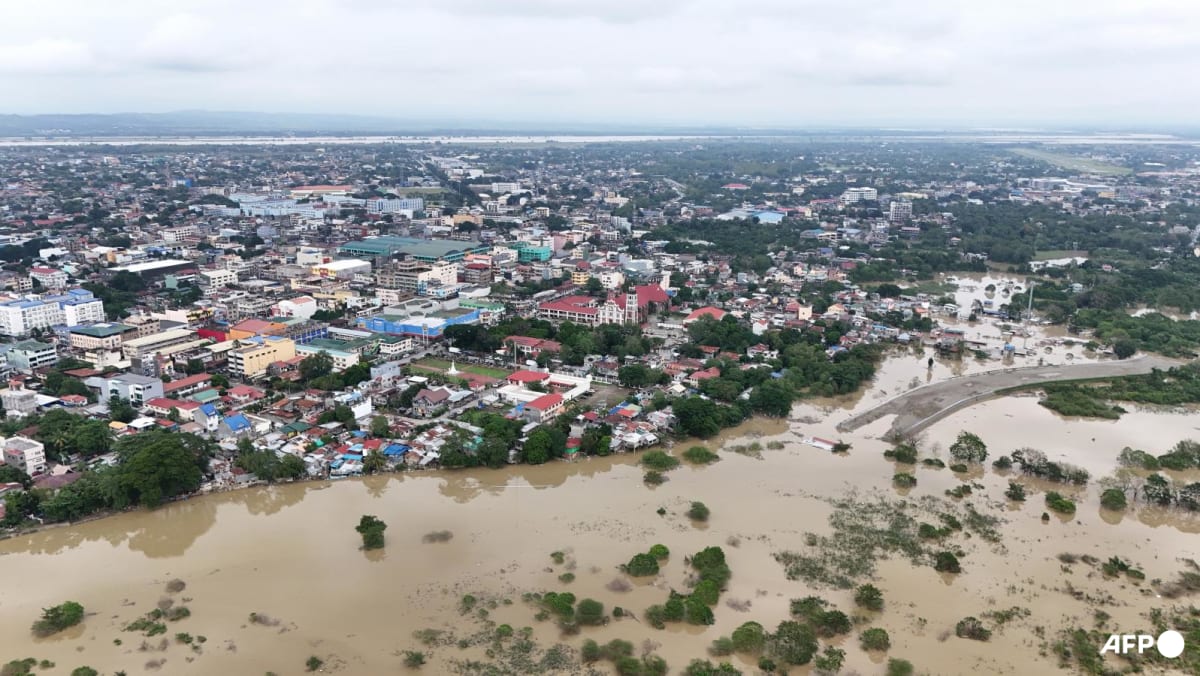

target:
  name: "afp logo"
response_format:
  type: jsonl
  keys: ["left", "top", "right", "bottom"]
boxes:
{"left": 1100, "top": 630, "right": 1185, "bottom": 658}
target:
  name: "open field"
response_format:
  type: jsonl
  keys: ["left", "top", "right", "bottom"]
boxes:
{"left": 412, "top": 357, "right": 511, "bottom": 379}
{"left": 1031, "top": 249, "right": 1088, "bottom": 261}
{"left": 1010, "top": 148, "right": 1132, "bottom": 176}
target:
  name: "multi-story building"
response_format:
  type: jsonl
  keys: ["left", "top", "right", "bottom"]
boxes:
{"left": 841, "top": 187, "right": 878, "bottom": 204}
{"left": 5, "top": 340, "right": 57, "bottom": 371}
{"left": 0, "top": 298, "right": 66, "bottom": 337}
{"left": 121, "top": 328, "right": 197, "bottom": 361}
{"left": 228, "top": 336, "right": 296, "bottom": 380}
{"left": 889, "top": 200, "right": 913, "bottom": 224}
{"left": 375, "top": 258, "right": 458, "bottom": 295}
{"left": 462, "top": 263, "right": 493, "bottom": 286}
{"left": 311, "top": 259, "right": 372, "bottom": 280}
{"left": 98, "top": 373, "right": 164, "bottom": 407}
{"left": 29, "top": 267, "right": 68, "bottom": 290}
{"left": 2, "top": 436, "right": 46, "bottom": 475}
{"left": 68, "top": 323, "right": 137, "bottom": 352}
{"left": 1, "top": 379, "right": 38, "bottom": 418}
{"left": 365, "top": 197, "right": 424, "bottom": 214}
{"left": 0, "top": 289, "right": 108, "bottom": 336}
{"left": 199, "top": 269, "right": 238, "bottom": 288}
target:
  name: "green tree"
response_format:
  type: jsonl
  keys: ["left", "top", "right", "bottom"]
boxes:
{"left": 577, "top": 598, "right": 606, "bottom": 626}
{"left": 111, "top": 433, "right": 206, "bottom": 508}
{"left": 770, "top": 620, "right": 818, "bottom": 665}
{"left": 626, "top": 553, "right": 660, "bottom": 577}
{"left": 299, "top": 351, "right": 334, "bottom": 382}
{"left": 687, "top": 501, "right": 710, "bottom": 521}
{"left": 854, "top": 584, "right": 884, "bottom": 611}
{"left": 32, "top": 601, "right": 85, "bottom": 637}
{"left": 731, "top": 621, "right": 766, "bottom": 653}
{"left": 673, "top": 397, "right": 722, "bottom": 438}
{"left": 362, "top": 450, "right": 388, "bottom": 474}
{"left": 370, "top": 416, "right": 390, "bottom": 437}
{"left": 356, "top": 515, "right": 387, "bottom": 550}
{"left": 949, "top": 431, "right": 988, "bottom": 463}
{"left": 860, "top": 627, "right": 891, "bottom": 651}
{"left": 108, "top": 396, "right": 137, "bottom": 423}
{"left": 934, "top": 551, "right": 962, "bottom": 573}
{"left": 1100, "top": 488, "right": 1127, "bottom": 510}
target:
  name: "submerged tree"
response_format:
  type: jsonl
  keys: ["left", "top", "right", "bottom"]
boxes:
{"left": 356, "top": 515, "right": 388, "bottom": 550}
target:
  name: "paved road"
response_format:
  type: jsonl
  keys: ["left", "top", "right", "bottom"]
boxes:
{"left": 836, "top": 355, "right": 1183, "bottom": 439}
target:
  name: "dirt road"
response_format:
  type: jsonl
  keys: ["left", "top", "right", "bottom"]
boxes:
{"left": 836, "top": 355, "right": 1182, "bottom": 439}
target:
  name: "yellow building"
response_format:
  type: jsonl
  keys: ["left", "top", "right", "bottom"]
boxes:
{"left": 228, "top": 336, "right": 296, "bottom": 380}
{"left": 571, "top": 270, "right": 591, "bottom": 286}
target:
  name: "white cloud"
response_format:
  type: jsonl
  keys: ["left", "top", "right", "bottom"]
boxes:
{"left": 0, "top": 39, "right": 96, "bottom": 75}
{"left": 0, "top": 0, "right": 1197, "bottom": 126}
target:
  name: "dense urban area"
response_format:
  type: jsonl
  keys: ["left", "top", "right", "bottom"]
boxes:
{"left": 4, "top": 136, "right": 1200, "bottom": 676}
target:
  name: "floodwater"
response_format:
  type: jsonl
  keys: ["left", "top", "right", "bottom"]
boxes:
{"left": 3, "top": 367, "right": 1199, "bottom": 674}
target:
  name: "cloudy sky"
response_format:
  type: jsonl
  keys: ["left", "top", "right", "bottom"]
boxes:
{"left": 1, "top": 0, "right": 1197, "bottom": 128}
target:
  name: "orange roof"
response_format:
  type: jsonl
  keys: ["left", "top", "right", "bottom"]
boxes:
{"left": 527, "top": 393, "right": 564, "bottom": 410}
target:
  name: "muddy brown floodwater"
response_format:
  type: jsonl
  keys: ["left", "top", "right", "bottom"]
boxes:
{"left": 2, "top": 360, "right": 1198, "bottom": 675}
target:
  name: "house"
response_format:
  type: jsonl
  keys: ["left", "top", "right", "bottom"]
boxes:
{"left": 1, "top": 436, "right": 46, "bottom": 475}
{"left": 688, "top": 367, "right": 721, "bottom": 388}
{"left": 412, "top": 388, "right": 451, "bottom": 417}
{"left": 195, "top": 402, "right": 221, "bottom": 434}
{"left": 92, "top": 373, "right": 165, "bottom": 407}
{"left": 227, "top": 384, "right": 265, "bottom": 406}
{"left": 684, "top": 307, "right": 727, "bottom": 324}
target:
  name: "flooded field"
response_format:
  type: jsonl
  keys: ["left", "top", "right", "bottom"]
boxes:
{"left": 3, "top": 369, "right": 1199, "bottom": 675}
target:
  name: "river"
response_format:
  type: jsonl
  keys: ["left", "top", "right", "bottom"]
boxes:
{"left": 2, "top": 365, "right": 1198, "bottom": 674}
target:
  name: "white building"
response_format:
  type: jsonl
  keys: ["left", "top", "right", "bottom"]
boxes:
{"left": 29, "top": 267, "right": 68, "bottom": 290}
{"left": 275, "top": 296, "right": 318, "bottom": 320}
{"left": 366, "top": 197, "right": 425, "bottom": 214}
{"left": 0, "top": 290, "right": 105, "bottom": 337}
{"left": 312, "top": 259, "right": 372, "bottom": 280}
{"left": 199, "top": 269, "right": 238, "bottom": 288}
{"left": 841, "top": 187, "right": 878, "bottom": 204}
{"left": 889, "top": 200, "right": 913, "bottom": 224}
{"left": 2, "top": 436, "right": 47, "bottom": 475}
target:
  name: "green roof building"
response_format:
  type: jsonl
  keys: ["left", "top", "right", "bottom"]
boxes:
{"left": 338, "top": 236, "right": 490, "bottom": 262}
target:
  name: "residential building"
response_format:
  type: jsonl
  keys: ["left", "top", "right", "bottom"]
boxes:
{"left": 29, "top": 267, "right": 68, "bottom": 290}
{"left": 2, "top": 436, "right": 46, "bottom": 475}
{"left": 229, "top": 336, "right": 296, "bottom": 380}
{"left": 101, "top": 373, "right": 164, "bottom": 406}
{"left": 199, "top": 269, "right": 239, "bottom": 288}
{"left": 841, "top": 187, "right": 878, "bottom": 203}
{"left": 1, "top": 379, "right": 37, "bottom": 418}
{"left": 0, "top": 289, "right": 105, "bottom": 337}
{"left": 375, "top": 258, "right": 457, "bottom": 295}
{"left": 889, "top": 200, "right": 913, "bottom": 223}
{"left": 6, "top": 340, "right": 57, "bottom": 371}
